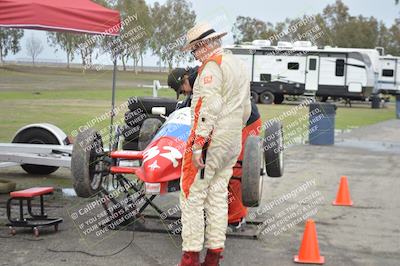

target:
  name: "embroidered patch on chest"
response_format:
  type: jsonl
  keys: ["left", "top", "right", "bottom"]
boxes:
{"left": 203, "top": 75, "right": 213, "bottom": 84}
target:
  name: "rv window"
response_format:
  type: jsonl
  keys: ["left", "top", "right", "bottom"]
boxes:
{"left": 382, "top": 69, "right": 394, "bottom": 77}
{"left": 335, "top": 59, "right": 345, "bottom": 76}
{"left": 288, "top": 62, "right": 299, "bottom": 70}
{"left": 309, "top": 58, "right": 317, "bottom": 70}
{"left": 260, "top": 74, "right": 271, "bottom": 82}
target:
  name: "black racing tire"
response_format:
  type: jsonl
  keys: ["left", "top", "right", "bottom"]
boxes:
{"left": 12, "top": 128, "right": 60, "bottom": 175}
{"left": 0, "top": 179, "right": 16, "bottom": 194}
{"left": 121, "top": 124, "right": 141, "bottom": 141}
{"left": 122, "top": 139, "right": 139, "bottom": 151}
{"left": 259, "top": 91, "right": 275, "bottom": 104}
{"left": 124, "top": 112, "right": 165, "bottom": 133}
{"left": 128, "top": 97, "right": 177, "bottom": 115}
{"left": 263, "top": 120, "right": 284, "bottom": 177}
{"left": 71, "top": 128, "right": 104, "bottom": 198}
{"left": 124, "top": 110, "right": 147, "bottom": 128}
{"left": 138, "top": 118, "right": 163, "bottom": 151}
{"left": 242, "top": 136, "right": 263, "bottom": 207}
{"left": 274, "top": 94, "right": 284, "bottom": 104}
{"left": 251, "top": 91, "right": 259, "bottom": 103}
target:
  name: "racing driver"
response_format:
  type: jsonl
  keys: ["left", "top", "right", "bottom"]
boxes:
{"left": 168, "top": 66, "right": 262, "bottom": 231}
{"left": 175, "top": 22, "right": 255, "bottom": 266}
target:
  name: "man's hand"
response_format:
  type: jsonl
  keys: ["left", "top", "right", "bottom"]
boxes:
{"left": 192, "top": 150, "right": 205, "bottom": 169}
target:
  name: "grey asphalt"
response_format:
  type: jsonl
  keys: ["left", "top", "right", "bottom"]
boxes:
{"left": 0, "top": 119, "right": 399, "bottom": 266}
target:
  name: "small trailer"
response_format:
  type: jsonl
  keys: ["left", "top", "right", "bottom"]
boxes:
{"left": 377, "top": 55, "right": 400, "bottom": 95}
{"left": 0, "top": 123, "right": 73, "bottom": 174}
{"left": 225, "top": 40, "right": 377, "bottom": 104}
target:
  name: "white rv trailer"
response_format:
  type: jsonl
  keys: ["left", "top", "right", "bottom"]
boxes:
{"left": 378, "top": 55, "right": 400, "bottom": 95}
{"left": 225, "top": 41, "right": 376, "bottom": 104}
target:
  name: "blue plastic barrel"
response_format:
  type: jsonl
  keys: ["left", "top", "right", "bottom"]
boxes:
{"left": 396, "top": 95, "right": 400, "bottom": 119}
{"left": 309, "top": 103, "right": 336, "bottom": 145}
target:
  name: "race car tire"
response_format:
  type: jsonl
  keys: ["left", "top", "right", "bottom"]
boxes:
{"left": 242, "top": 136, "right": 263, "bottom": 207}
{"left": 122, "top": 139, "right": 139, "bottom": 151}
{"left": 264, "top": 120, "right": 284, "bottom": 177}
{"left": 71, "top": 128, "right": 104, "bottom": 198}
{"left": 12, "top": 128, "right": 60, "bottom": 175}
{"left": 274, "top": 94, "right": 284, "bottom": 104}
{"left": 124, "top": 110, "right": 147, "bottom": 128}
{"left": 124, "top": 112, "right": 165, "bottom": 131}
{"left": 138, "top": 118, "right": 163, "bottom": 151}
{"left": 259, "top": 91, "right": 275, "bottom": 104}
{"left": 121, "top": 123, "right": 141, "bottom": 141}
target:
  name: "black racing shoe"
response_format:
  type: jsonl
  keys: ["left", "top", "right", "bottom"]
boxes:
{"left": 227, "top": 218, "right": 246, "bottom": 232}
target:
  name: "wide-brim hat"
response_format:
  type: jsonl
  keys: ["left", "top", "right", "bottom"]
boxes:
{"left": 182, "top": 22, "right": 227, "bottom": 51}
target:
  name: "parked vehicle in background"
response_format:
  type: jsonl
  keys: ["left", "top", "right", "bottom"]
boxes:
{"left": 225, "top": 40, "right": 377, "bottom": 104}
{"left": 377, "top": 55, "right": 400, "bottom": 95}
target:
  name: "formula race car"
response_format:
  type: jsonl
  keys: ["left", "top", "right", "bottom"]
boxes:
{"left": 71, "top": 97, "right": 284, "bottom": 224}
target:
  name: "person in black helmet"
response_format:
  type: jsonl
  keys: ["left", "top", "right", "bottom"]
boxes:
{"left": 167, "top": 66, "right": 198, "bottom": 109}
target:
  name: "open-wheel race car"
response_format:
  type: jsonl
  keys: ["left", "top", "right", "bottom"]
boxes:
{"left": 71, "top": 97, "right": 284, "bottom": 228}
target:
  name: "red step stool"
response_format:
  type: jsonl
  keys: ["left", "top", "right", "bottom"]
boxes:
{"left": 6, "top": 187, "right": 63, "bottom": 237}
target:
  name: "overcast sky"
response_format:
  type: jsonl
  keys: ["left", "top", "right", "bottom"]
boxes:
{"left": 5, "top": 0, "right": 400, "bottom": 66}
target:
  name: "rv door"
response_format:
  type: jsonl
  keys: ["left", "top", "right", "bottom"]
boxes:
{"left": 305, "top": 56, "right": 319, "bottom": 91}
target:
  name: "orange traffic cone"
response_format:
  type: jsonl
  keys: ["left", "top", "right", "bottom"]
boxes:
{"left": 332, "top": 176, "right": 353, "bottom": 206}
{"left": 294, "top": 219, "right": 325, "bottom": 264}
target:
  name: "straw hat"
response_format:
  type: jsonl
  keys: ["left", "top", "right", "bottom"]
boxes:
{"left": 182, "top": 22, "right": 227, "bottom": 51}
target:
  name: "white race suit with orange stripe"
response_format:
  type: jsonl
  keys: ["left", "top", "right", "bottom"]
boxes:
{"left": 180, "top": 49, "right": 251, "bottom": 252}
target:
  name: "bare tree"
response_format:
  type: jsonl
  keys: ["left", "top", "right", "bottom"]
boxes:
{"left": 26, "top": 34, "right": 44, "bottom": 65}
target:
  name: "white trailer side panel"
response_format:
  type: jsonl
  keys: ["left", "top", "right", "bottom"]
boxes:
{"left": 379, "top": 58, "right": 397, "bottom": 91}
{"left": 318, "top": 54, "right": 346, "bottom": 86}
{"left": 346, "top": 56, "right": 368, "bottom": 89}
{"left": 233, "top": 53, "right": 253, "bottom": 81}
{"left": 253, "top": 55, "right": 306, "bottom": 84}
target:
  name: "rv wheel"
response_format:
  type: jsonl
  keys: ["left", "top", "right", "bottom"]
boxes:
{"left": 251, "top": 91, "right": 259, "bottom": 103}
{"left": 316, "top": 96, "right": 328, "bottom": 102}
{"left": 71, "top": 128, "right": 106, "bottom": 198}
{"left": 242, "top": 136, "right": 263, "bottom": 207}
{"left": 274, "top": 94, "right": 284, "bottom": 104}
{"left": 138, "top": 118, "right": 163, "bottom": 150}
{"left": 259, "top": 91, "right": 275, "bottom": 104}
{"left": 263, "top": 120, "right": 284, "bottom": 177}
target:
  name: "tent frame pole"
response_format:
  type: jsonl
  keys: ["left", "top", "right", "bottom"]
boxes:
{"left": 109, "top": 51, "right": 117, "bottom": 151}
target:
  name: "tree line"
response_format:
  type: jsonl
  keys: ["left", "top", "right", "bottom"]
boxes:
{"left": 0, "top": 0, "right": 399, "bottom": 70}
{"left": 233, "top": 0, "right": 400, "bottom": 55}
{"left": 0, "top": 0, "right": 196, "bottom": 71}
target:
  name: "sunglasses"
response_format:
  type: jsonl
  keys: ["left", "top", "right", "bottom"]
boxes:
{"left": 190, "top": 48, "right": 198, "bottom": 57}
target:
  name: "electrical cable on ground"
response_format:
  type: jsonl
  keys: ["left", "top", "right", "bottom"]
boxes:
{"left": 47, "top": 228, "right": 134, "bottom": 257}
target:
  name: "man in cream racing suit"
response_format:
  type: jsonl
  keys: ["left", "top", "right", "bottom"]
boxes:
{"left": 168, "top": 66, "right": 262, "bottom": 231}
{"left": 177, "top": 22, "right": 252, "bottom": 266}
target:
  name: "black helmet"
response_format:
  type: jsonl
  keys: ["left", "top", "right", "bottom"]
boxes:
{"left": 168, "top": 68, "right": 187, "bottom": 93}
{"left": 167, "top": 66, "right": 198, "bottom": 98}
